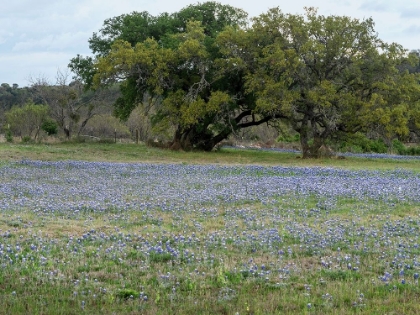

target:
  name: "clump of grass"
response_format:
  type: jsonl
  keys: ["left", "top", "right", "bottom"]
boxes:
{"left": 149, "top": 252, "right": 173, "bottom": 263}
{"left": 116, "top": 288, "right": 140, "bottom": 300}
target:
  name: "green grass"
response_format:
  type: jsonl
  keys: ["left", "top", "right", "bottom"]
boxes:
{"left": 1, "top": 142, "right": 420, "bottom": 171}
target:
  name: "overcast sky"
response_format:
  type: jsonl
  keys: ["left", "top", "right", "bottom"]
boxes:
{"left": 1, "top": 0, "right": 420, "bottom": 87}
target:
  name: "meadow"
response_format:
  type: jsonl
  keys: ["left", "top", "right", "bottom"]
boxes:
{"left": 1, "top": 143, "right": 420, "bottom": 314}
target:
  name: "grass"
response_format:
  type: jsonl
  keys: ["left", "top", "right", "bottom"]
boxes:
{"left": 1, "top": 142, "right": 420, "bottom": 314}
{"left": 1, "top": 141, "right": 420, "bottom": 171}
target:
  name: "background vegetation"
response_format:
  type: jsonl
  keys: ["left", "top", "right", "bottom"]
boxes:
{"left": 2, "top": 2, "right": 420, "bottom": 158}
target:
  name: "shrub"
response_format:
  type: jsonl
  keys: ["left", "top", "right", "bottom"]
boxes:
{"left": 116, "top": 288, "right": 139, "bottom": 300}
{"left": 406, "top": 146, "right": 420, "bottom": 155}
{"left": 5, "top": 129, "right": 13, "bottom": 143}
{"left": 41, "top": 119, "right": 58, "bottom": 135}
{"left": 276, "top": 133, "right": 300, "bottom": 143}
{"left": 369, "top": 139, "right": 387, "bottom": 153}
{"left": 21, "top": 136, "right": 33, "bottom": 143}
{"left": 392, "top": 139, "right": 406, "bottom": 155}
{"left": 393, "top": 140, "right": 420, "bottom": 156}
{"left": 338, "top": 133, "right": 388, "bottom": 153}
{"left": 5, "top": 102, "right": 49, "bottom": 139}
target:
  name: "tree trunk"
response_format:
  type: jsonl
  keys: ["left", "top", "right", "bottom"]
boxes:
{"left": 169, "top": 128, "right": 183, "bottom": 150}
{"left": 64, "top": 126, "right": 70, "bottom": 139}
{"left": 300, "top": 129, "right": 324, "bottom": 158}
{"left": 169, "top": 126, "right": 230, "bottom": 151}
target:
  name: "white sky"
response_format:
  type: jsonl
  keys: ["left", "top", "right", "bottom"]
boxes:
{"left": 1, "top": 0, "right": 420, "bottom": 87}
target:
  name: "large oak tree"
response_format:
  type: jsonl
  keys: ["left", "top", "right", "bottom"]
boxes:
{"left": 70, "top": 2, "right": 264, "bottom": 150}
{"left": 218, "top": 7, "right": 420, "bottom": 157}
{"left": 70, "top": 3, "right": 420, "bottom": 156}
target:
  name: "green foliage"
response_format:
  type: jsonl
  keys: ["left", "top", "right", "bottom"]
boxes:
{"left": 338, "top": 133, "right": 388, "bottom": 153}
{"left": 220, "top": 7, "right": 420, "bottom": 157}
{"left": 113, "top": 78, "right": 140, "bottom": 121}
{"left": 41, "top": 119, "right": 58, "bottom": 135}
{"left": 71, "top": 2, "right": 256, "bottom": 151}
{"left": 5, "top": 129, "right": 13, "bottom": 143}
{"left": 277, "top": 133, "right": 300, "bottom": 143}
{"left": 116, "top": 288, "right": 139, "bottom": 300}
{"left": 392, "top": 139, "right": 406, "bottom": 155}
{"left": 405, "top": 146, "right": 420, "bottom": 155}
{"left": 5, "top": 102, "right": 49, "bottom": 139}
{"left": 149, "top": 252, "right": 172, "bottom": 263}
{"left": 67, "top": 55, "right": 96, "bottom": 88}
{"left": 0, "top": 83, "right": 32, "bottom": 112}
{"left": 30, "top": 74, "right": 121, "bottom": 140}
{"left": 71, "top": 3, "right": 420, "bottom": 156}
{"left": 320, "top": 269, "right": 362, "bottom": 281}
{"left": 97, "top": 138, "right": 117, "bottom": 144}
{"left": 21, "top": 136, "right": 33, "bottom": 143}
{"left": 370, "top": 140, "right": 388, "bottom": 154}
{"left": 392, "top": 139, "right": 420, "bottom": 155}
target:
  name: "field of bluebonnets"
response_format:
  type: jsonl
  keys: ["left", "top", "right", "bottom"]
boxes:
{"left": 1, "top": 146, "right": 420, "bottom": 314}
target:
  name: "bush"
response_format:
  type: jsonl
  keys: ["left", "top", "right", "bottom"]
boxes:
{"left": 277, "top": 133, "right": 300, "bottom": 143}
{"left": 41, "top": 119, "right": 58, "bottom": 135}
{"left": 116, "top": 288, "right": 139, "bottom": 300}
{"left": 5, "top": 129, "right": 13, "bottom": 143}
{"left": 392, "top": 140, "right": 420, "bottom": 156}
{"left": 5, "top": 102, "right": 49, "bottom": 139}
{"left": 392, "top": 139, "right": 406, "bottom": 155}
{"left": 21, "top": 136, "right": 33, "bottom": 143}
{"left": 369, "top": 139, "right": 387, "bottom": 153}
{"left": 406, "top": 146, "right": 420, "bottom": 155}
{"left": 338, "top": 133, "right": 388, "bottom": 154}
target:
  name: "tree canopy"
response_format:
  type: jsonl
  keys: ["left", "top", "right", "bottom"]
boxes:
{"left": 69, "top": 2, "right": 420, "bottom": 157}
{"left": 218, "top": 7, "right": 420, "bottom": 157}
{"left": 71, "top": 2, "right": 260, "bottom": 151}
{"left": 5, "top": 102, "right": 49, "bottom": 139}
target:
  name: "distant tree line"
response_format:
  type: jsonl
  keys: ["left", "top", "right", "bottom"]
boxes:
{"left": 2, "top": 2, "right": 420, "bottom": 158}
